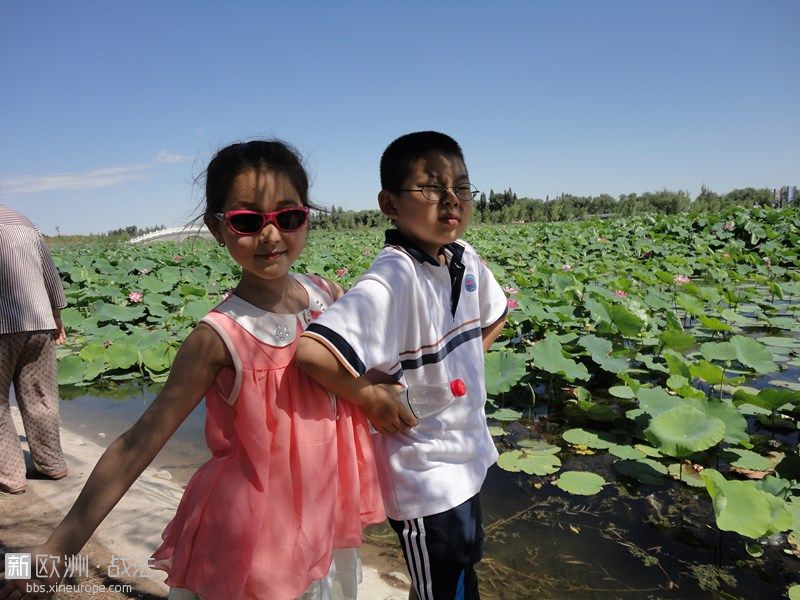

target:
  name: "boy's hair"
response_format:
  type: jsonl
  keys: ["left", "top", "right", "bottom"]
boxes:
{"left": 380, "top": 131, "right": 465, "bottom": 193}
{"left": 203, "top": 140, "right": 311, "bottom": 218}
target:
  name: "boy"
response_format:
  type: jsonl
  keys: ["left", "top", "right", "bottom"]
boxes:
{"left": 296, "top": 131, "right": 507, "bottom": 600}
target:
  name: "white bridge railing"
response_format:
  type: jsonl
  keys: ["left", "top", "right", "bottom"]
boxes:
{"left": 129, "top": 225, "right": 215, "bottom": 244}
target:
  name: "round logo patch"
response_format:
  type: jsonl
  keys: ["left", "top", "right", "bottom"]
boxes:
{"left": 464, "top": 273, "right": 477, "bottom": 292}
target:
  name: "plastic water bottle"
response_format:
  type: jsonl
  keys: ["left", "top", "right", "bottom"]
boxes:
{"left": 402, "top": 379, "right": 467, "bottom": 420}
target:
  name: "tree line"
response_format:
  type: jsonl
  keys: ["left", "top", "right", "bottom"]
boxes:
{"left": 310, "top": 186, "right": 790, "bottom": 229}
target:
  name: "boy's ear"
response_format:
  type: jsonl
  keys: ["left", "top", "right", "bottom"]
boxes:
{"left": 378, "top": 190, "right": 400, "bottom": 219}
{"left": 204, "top": 214, "right": 225, "bottom": 245}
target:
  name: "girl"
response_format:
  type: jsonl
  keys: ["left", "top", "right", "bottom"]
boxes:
{"left": 0, "top": 140, "right": 385, "bottom": 600}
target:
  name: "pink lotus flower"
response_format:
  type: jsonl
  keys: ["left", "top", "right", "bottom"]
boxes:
{"left": 504, "top": 285, "right": 519, "bottom": 295}
{"left": 507, "top": 298, "right": 519, "bottom": 310}
{"left": 335, "top": 267, "right": 348, "bottom": 278}
{"left": 673, "top": 275, "right": 690, "bottom": 285}
{"left": 597, "top": 236, "right": 610, "bottom": 243}
{"left": 173, "top": 254, "right": 184, "bottom": 262}
{"left": 614, "top": 290, "right": 628, "bottom": 298}
{"left": 362, "top": 248, "right": 372, "bottom": 257}
{"left": 128, "top": 291, "right": 143, "bottom": 303}
{"left": 723, "top": 222, "right": 735, "bottom": 232}
{"left": 561, "top": 263, "right": 572, "bottom": 272}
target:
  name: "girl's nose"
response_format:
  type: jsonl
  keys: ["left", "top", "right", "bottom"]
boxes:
{"left": 258, "top": 220, "right": 282, "bottom": 243}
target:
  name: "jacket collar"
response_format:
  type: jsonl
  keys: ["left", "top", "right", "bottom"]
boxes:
{"left": 383, "top": 228, "right": 466, "bottom": 317}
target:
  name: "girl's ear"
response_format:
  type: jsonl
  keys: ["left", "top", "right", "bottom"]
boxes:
{"left": 204, "top": 214, "right": 225, "bottom": 246}
{"left": 378, "top": 190, "right": 399, "bottom": 219}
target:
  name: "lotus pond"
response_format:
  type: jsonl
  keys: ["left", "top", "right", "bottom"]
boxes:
{"left": 52, "top": 207, "right": 800, "bottom": 598}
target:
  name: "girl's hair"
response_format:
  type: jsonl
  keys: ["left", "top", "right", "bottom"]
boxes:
{"left": 204, "top": 140, "right": 311, "bottom": 217}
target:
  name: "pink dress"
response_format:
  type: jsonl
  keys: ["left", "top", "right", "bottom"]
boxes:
{"left": 151, "top": 275, "right": 385, "bottom": 600}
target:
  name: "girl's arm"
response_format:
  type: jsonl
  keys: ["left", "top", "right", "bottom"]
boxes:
{"left": 481, "top": 314, "right": 507, "bottom": 352}
{"left": 48, "top": 323, "right": 228, "bottom": 555}
{"left": 1, "top": 323, "right": 228, "bottom": 593}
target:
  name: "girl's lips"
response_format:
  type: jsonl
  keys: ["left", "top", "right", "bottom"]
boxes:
{"left": 439, "top": 216, "right": 461, "bottom": 226}
{"left": 255, "top": 250, "right": 285, "bottom": 259}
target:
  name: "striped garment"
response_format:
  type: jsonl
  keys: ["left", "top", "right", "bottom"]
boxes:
{"left": 302, "top": 229, "right": 508, "bottom": 522}
{"left": 0, "top": 204, "right": 67, "bottom": 334}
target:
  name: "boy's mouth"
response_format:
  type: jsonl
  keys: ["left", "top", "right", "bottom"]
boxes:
{"left": 439, "top": 214, "right": 461, "bottom": 226}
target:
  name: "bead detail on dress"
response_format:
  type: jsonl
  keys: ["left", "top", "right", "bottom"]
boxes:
{"left": 272, "top": 324, "right": 290, "bottom": 342}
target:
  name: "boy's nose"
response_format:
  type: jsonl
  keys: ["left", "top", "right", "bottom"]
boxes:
{"left": 442, "top": 188, "right": 461, "bottom": 206}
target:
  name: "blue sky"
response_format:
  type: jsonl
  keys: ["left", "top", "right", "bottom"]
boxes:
{"left": 1, "top": 1, "right": 798, "bottom": 235}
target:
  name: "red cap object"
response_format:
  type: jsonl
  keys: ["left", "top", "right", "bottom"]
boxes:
{"left": 449, "top": 379, "right": 467, "bottom": 397}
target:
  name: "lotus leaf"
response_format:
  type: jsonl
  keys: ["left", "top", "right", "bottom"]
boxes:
{"left": 699, "top": 341, "right": 738, "bottom": 362}
{"left": 698, "top": 316, "right": 734, "bottom": 332}
{"left": 608, "top": 386, "right": 636, "bottom": 399}
{"left": 644, "top": 406, "right": 725, "bottom": 457}
{"left": 183, "top": 298, "right": 220, "bottom": 322}
{"left": 755, "top": 475, "right": 791, "bottom": 497}
{"left": 659, "top": 329, "right": 696, "bottom": 352}
{"left": 676, "top": 293, "right": 705, "bottom": 316}
{"left": 789, "top": 584, "right": 800, "bottom": 600}
{"left": 137, "top": 275, "right": 174, "bottom": 294}
{"left": 733, "top": 388, "right": 800, "bottom": 413}
{"left": 527, "top": 334, "right": 589, "bottom": 381}
{"left": 486, "top": 408, "right": 523, "bottom": 422}
{"left": 93, "top": 303, "right": 146, "bottom": 323}
{"left": 608, "top": 445, "right": 647, "bottom": 460}
{"left": 583, "top": 296, "right": 611, "bottom": 324}
{"left": 745, "top": 542, "right": 764, "bottom": 557}
{"left": 78, "top": 343, "right": 106, "bottom": 362}
{"left": 605, "top": 304, "right": 645, "bottom": 337}
{"left": 634, "top": 445, "right": 662, "bottom": 458}
{"left": 666, "top": 463, "right": 705, "bottom": 487}
{"left": 487, "top": 426, "right": 504, "bottom": 437}
{"left": 105, "top": 341, "right": 140, "bottom": 371}
{"left": 730, "top": 335, "right": 777, "bottom": 374}
{"left": 635, "top": 386, "right": 682, "bottom": 418}
{"left": 705, "top": 400, "right": 749, "bottom": 445}
{"left": 516, "top": 439, "right": 560, "bottom": 454}
{"left": 496, "top": 450, "right": 561, "bottom": 476}
{"left": 555, "top": 471, "right": 605, "bottom": 496}
{"left": 724, "top": 449, "right": 782, "bottom": 472}
{"left": 58, "top": 355, "right": 88, "bottom": 385}
{"left": 758, "top": 336, "right": 798, "bottom": 348}
{"left": 613, "top": 459, "right": 666, "bottom": 485}
{"left": 561, "top": 428, "right": 616, "bottom": 449}
{"left": 577, "top": 335, "right": 630, "bottom": 374}
{"left": 701, "top": 468, "right": 790, "bottom": 539}
{"left": 484, "top": 351, "right": 528, "bottom": 394}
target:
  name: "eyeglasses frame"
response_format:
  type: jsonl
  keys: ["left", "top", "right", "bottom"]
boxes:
{"left": 399, "top": 183, "right": 480, "bottom": 203}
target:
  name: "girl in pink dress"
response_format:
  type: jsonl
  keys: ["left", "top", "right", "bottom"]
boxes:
{"left": 0, "top": 140, "right": 387, "bottom": 600}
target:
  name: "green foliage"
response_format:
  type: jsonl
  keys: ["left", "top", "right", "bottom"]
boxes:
{"left": 555, "top": 471, "right": 606, "bottom": 495}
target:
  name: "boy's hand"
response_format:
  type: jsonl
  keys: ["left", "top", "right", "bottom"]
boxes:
{"left": 0, "top": 546, "right": 64, "bottom": 599}
{"left": 364, "top": 383, "right": 418, "bottom": 434}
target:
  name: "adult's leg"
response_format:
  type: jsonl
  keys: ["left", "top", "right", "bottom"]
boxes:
{"left": 389, "top": 494, "right": 484, "bottom": 600}
{"left": 14, "top": 331, "right": 67, "bottom": 477}
{"left": 0, "top": 332, "right": 28, "bottom": 492}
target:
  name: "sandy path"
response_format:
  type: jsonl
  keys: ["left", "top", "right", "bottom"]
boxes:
{"left": 1, "top": 406, "right": 409, "bottom": 599}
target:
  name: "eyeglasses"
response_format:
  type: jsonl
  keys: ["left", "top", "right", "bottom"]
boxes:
{"left": 400, "top": 183, "right": 479, "bottom": 203}
{"left": 214, "top": 206, "right": 309, "bottom": 235}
